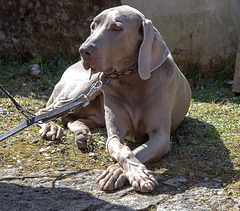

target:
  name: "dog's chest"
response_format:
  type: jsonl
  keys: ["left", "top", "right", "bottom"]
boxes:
{"left": 103, "top": 78, "right": 153, "bottom": 142}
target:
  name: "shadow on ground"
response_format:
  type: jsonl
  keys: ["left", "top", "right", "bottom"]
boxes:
{"left": 0, "top": 169, "right": 134, "bottom": 211}
{"left": 148, "top": 116, "right": 239, "bottom": 194}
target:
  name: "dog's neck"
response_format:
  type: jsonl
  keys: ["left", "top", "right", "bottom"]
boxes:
{"left": 105, "top": 62, "right": 138, "bottom": 79}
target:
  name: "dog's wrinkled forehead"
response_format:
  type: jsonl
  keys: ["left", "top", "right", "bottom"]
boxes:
{"left": 94, "top": 5, "right": 145, "bottom": 26}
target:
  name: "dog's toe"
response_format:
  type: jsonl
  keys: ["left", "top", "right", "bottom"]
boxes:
{"left": 74, "top": 129, "right": 92, "bottom": 150}
{"left": 96, "top": 163, "right": 126, "bottom": 191}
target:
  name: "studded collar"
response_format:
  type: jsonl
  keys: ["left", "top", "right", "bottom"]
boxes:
{"left": 104, "top": 63, "right": 138, "bottom": 79}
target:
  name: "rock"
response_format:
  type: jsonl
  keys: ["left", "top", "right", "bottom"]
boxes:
{"left": 0, "top": 168, "right": 239, "bottom": 210}
{"left": 163, "top": 176, "right": 187, "bottom": 187}
{"left": 45, "top": 157, "right": 52, "bottom": 161}
{"left": 204, "top": 177, "right": 209, "bottom": 182}
{"left": 151, "top": 172, "right": 165, "bottom": 182}
{"left": 224, "top": 80, "right": 233, "bottom": 85}
{"left": 189, "top": 173, "right": 195, "bottom": 178}
{"left": 98, "top": 140, "right": 105, "bottom": 145}
{"left": 39, "top": 146, "right": 51, "bottom": 153}
{"left": 30, "top": 140, "right": 39, "bottom": 144}
{"left": 51, "top": 149, "right": 56, "bottom": 154}
{"left": 17, "top": 190, "right": 24, "bottom": 194}
{"left": 89, "top": 152, "right": 95, "bottom": 157}
{"left": 214, "top": 177, "right": 222, "bottom": 183}
{"left": 39, "top": 148, "right": 47, "bottom": 153}
{"left": 190, "top": 141, "right": 198, "bottom": 145}
{"left": 0, "top": 109, "right": 7, "bottom": 115}
{"left": 157, "top": 186, "right": 240, "bottom": 211}
{"left": 16, "top": 160, "right": 22, "bottom": 163}
{"left": 178, "top": 177, "right": 187, "bottom": 183}
{"left": 29, "top": 64, "right": 41, "bottom": 78}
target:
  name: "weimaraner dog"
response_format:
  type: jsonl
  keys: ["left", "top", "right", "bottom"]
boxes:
{"left": 37, "top": 5, "right": 191, "bottom": 192}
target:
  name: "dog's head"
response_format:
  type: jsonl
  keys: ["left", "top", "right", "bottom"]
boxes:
{"left": 79, "top": 5, "right": 169, "bottom": 80}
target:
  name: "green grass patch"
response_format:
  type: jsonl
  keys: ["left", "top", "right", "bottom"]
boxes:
{"left": 0, "top": 56, "right": 239, "bottom": 195}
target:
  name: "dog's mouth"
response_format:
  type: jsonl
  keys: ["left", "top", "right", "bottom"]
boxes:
{"left": 82, "top": 60, "right": 91, "bottom": 70}
{"left": 82, "top": 60, "right": 114, "bottom": 74}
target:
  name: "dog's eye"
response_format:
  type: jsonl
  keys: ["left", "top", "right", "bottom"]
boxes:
{"left": 91, "top": 23, "right": 96, "bottom": 30}
{"left": 111, "top": 25, "right": 123, "bottom": 32}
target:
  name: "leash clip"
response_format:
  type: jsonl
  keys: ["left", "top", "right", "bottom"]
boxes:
{"left": 79, "top": 80, "right": 103, "bottom": 107}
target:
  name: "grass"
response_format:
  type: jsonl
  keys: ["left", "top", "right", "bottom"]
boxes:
{"left": 0, "top": 55, "right": 239, "bottom": 195}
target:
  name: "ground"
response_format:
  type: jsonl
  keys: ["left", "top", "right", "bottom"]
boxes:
{"left": 0, "top": 56, "right": 239, "bottom": 210}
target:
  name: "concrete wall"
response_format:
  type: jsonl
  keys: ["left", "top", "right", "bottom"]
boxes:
{"left": 122, "top": 0, "right": 240, "bottom": 73}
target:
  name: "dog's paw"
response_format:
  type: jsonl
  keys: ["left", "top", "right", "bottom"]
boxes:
{"left": 96, "top": 163, "right": 126, "bottom": 191}
{"left": 38, "top": 122, "right": 64, "bottom": 141}
{"left": 74, "top": 127, "right": 92, "bottom": 150}
{"left": 125, "top": 163, "right": 158, "bottom": 192}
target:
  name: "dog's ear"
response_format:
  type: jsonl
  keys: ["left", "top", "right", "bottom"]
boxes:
{"left": 138, "top": 19, "right": 169, "bottom": 80}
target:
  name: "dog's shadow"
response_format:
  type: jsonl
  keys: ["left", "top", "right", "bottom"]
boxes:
{"left": 144, "top": 117, "right": 239, "bottom": 195}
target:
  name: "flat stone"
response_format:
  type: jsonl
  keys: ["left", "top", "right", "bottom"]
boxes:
{"left": 163, "top": 177, "right": 187, "bottom": 187}
{"left": 0, "top": 168, "right": 239, "bottom": 210}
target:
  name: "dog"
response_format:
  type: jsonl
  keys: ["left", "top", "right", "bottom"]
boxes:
{"left": 37, "top": 5, "right": 191, "bottom": 192}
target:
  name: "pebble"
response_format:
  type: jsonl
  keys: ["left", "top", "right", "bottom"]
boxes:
{"left": 217, "top": 190, "right": 224, "bottom": 195}
{"left": 190, "top": 141, "right": 198, "bottom": 145}
{"left": 214, "top": 177, "right": 222, "bottom": 183}
{"left": 17, "top": 190, "right": 24, "bottom": 194}
{"left": 189, "top": 173, "right": 195, "bottom": 178}
{"left": 17, "top": 160, "right": 22, "bottom": 163}
{"left": 45, "top": 157, "right": 52, "bottom": 161}
{"left": 29, "top": 64, "right": 41, "bottom": 78}
{"left": 98, "top": 141, "right": 105, "bottom": 145}
{"left": 51, "top": 149, "right": 56, "bottom": 154}
{"left": 39, "top": 146, "right": 51, "bottom": 153}
{"left": 163, "top": 177, "right": 187, "bottom": 187}
{"left": 89, "top": 152, "right": 95, "bottom": 157}
{"left": 204, "top": 177, "right": 209, "bottom": 182}
{"left": 178, "top": 177, "right": 187, "bottom": 183}
{"left": 0, "top": 109, "right": 7, "bottom": 115}
{"left": 30, "top": 140, "right": 39, "bottom": 144}
{"left": 39, "top": 148, "right": 47, "bottom": 153}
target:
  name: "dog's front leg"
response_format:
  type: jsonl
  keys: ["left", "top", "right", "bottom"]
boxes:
{"left": 133, "top": 133, "right": 171, "bottom": 164}
{"left": 97, "top": 136, "right": 158, "bottom": 192}
{"left": 109, "top": 137, "right": 158, "bottom": 192}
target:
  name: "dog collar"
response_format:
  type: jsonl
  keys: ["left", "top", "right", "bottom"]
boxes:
{"left": 105, "top": 62, "right": 138, "bottom": 79}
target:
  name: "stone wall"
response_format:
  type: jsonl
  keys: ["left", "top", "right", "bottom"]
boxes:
{"left": 1, "top": 0, "right": 240, "bottom": 73}
{"left": 0, "top": 0, "right": 121, "bottom": 60}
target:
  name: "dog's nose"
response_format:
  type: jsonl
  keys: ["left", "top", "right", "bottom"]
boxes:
{"left": 79, "top": 44, "right": 95, "bottom": 59}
